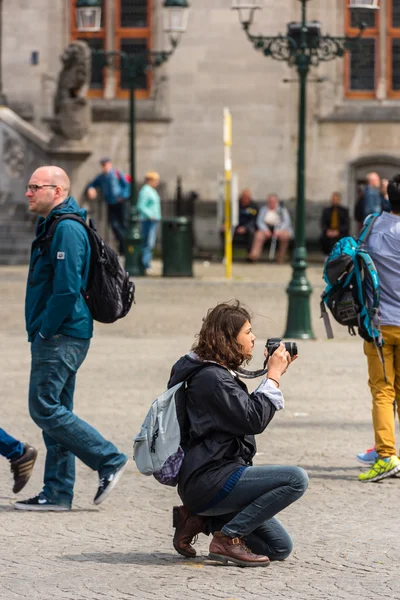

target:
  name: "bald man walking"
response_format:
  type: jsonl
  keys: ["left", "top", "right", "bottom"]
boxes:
{"left": 15, "top": 166, "right": 128, "bottom": 511}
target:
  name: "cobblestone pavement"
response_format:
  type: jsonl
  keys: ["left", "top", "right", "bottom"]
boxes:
{"left": 1, "top": 261, "right": 399, "bottom": 600}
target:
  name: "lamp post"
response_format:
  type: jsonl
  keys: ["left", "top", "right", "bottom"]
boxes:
{"left": 232, "top": 0, "right": 379, "bottom": 339}
{"left": 76, "top": 0, "right": 190, "bottom": 276}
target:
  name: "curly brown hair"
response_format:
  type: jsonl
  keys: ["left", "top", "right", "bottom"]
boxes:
{"left": 192, "top": 300, "right": 253, "bottom": 370}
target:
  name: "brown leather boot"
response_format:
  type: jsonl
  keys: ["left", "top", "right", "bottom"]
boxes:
{"left": 172, "top": 505, "right": 205, "bottom": 558}
{"left": 209, "top": 531, "right": 270, "bottom": 567}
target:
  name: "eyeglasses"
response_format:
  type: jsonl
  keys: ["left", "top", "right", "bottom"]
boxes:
{"left": 26, "top": 184, "right": 57, "bottom": 193}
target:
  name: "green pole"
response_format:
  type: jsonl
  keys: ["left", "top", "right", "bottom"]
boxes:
{"left": 283, "top": 0, "right": 315, "bottom": 339}
{"left": 124, "top": 70, "right": 144, "bottom": 276}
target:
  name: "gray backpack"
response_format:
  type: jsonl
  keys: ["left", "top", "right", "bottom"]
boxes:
{"left": 133, "top": 364, "right": 209, "bottom": 487}
{"left": 133, "top": 382, "right": 184, "bottom": 487}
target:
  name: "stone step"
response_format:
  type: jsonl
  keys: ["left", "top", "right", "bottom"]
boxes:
{"left": 0, "top": 253, "right": 29, "bottom": 266}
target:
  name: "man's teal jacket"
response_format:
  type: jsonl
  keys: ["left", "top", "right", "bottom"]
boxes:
{"left": 25, "top": 197, "right": 93, "bottom": 342}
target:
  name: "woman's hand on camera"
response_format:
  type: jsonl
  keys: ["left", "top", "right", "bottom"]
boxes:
{"left": 267, "top": 343, "right": 297, "bottom": 380}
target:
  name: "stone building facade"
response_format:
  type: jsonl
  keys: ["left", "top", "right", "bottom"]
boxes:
{"left": 1, "top": 0, "right": 400, "bottom": 253}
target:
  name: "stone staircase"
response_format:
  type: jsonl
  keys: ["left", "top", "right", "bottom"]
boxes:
{"left": 0, "top": 203, "right": 35, "bottom": 265}
{"left": 0, "top": 107, "right": 50, "bottom": 265}
{"left": 0, "top": 106, "right": 92, "bottom": 265}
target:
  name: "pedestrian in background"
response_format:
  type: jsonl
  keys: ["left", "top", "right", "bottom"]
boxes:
{"left": 16, "top": 166, "right": 128, "bottom": 511}
{"left": 320, "top": 192, "right": 349, "bottom": 256}
{"left": 85, "top": 157, "right": 130, "bottom": 254}
{"left": 362, "top": 172, "right": 382, "bottom": 221}
{"left": 248, "top": 194, "right": 293, "bottom": 264}
{"left": 138, "top": 171, "right": 161, "bottom": 275}
{"left": 0, "top": 428, "right": 37, "bottom": 494}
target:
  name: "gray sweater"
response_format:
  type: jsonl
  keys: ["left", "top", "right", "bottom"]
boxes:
{"left": 256, "top": 205, "right": 293, "bottom": 237}
{"left": 366, "top": 211, "right": 400, "bottom": 326}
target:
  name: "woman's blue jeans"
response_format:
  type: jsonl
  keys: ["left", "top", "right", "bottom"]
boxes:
{"left": 29, "top": 334, "right": 127, "bottom": 507}
{"left": 198, "top": 465, "right": 309, "bottom": 561}
{"left": 141, "top": 220, "right": 159, "bottom": 269}
{"left": 0, "top": 428, "right": 24, "bottom": 460}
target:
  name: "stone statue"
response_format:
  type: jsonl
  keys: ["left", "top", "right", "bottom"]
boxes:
{"left": 50, "top": 41, "right": 92, "bottom": 141}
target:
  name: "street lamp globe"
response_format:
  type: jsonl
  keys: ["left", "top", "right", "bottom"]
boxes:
{"left": 76, "top": 0, "right": 102, "bottom": 32}
{"left": 231, "top": 0, "right": 262, "bottom": 26}
{"left": 163, "top": 0, "right": 190, "bottom": 38}
{"left": 348, "top": 0, "right": 379, "bottom": 8}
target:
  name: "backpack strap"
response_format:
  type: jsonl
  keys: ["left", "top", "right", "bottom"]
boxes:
{"left": 320, "top": 295, "right": 334, "bottom": 340}
{"left": 39, "top": 214, "right": 94, "bottom": 296}
{"left": 357, "top": 250, "right": 380, "bottom": 311}
{"left": 356, "top": 249, "right": 388, "bottom": 382}
{"left": 182, "top": 361, "right": 217, "bottom": 389}
{"left": 357, "top": 213, "right": 380, "bottom": 244}
{"left": 40, "top": 214, "right": 90, "bottom": 250}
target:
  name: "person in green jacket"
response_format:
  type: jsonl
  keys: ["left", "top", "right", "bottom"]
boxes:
{"left": 137, "top": 171, "right": 161, "bottom": 274}
{"left": 15, "top": 166, "right": 128, "bottom": 511}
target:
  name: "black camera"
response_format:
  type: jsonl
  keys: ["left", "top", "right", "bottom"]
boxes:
{"left": 266, "top": 338, "right": 298, "bottom": 358}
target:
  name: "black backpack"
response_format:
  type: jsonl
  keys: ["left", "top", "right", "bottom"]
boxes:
{"left": 42, "top": 214, "right": 135, "bottom": 324}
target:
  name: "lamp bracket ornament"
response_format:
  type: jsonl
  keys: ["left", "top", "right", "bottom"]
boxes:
{"left": 242, "top": 21, "right": 366, "bottom": 68}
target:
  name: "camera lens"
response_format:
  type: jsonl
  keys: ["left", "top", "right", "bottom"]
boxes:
{"left": 284, "top": 342, "right": 298, "bottom": 357}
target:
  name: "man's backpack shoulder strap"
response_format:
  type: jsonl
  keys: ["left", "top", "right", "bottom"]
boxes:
{"left": 43, "top": 214, "right": 90, "bottom": 244}
{"left": 357, "top": 213, "right": 380, "bottom": 244}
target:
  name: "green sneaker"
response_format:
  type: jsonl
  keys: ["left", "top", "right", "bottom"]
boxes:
{"left": 359, "top": 455, "right": 400, "bottom": 482}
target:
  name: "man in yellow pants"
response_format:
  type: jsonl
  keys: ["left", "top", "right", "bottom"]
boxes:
{"left": 360, "top": 174, "right": 400, "bottom": 482}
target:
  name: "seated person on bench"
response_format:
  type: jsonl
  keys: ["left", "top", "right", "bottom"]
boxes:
{"left": 221, "top": 189, "right": 258, "bottom": 259}
{"left": 248, "top": 194, "right": 293, "bottom": 264}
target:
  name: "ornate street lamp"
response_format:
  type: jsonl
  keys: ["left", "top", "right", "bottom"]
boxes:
{"left": 75, "top": 0, "right": 102, "bottom": 32}
{"left": 231, "top": 1, "right": 261, "bottom": 25}
{"left": 232, "top": 0, "right": 379, "bottom": 339}
{"left": 163, "top": 0, "right": 190, "bottom": 40}
{"left": 76, "top": 1, "right": 190, "bottom": 276}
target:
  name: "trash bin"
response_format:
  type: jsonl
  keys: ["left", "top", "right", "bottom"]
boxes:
{"left": 162, "top": 217, "right": 193, "bottom": 277}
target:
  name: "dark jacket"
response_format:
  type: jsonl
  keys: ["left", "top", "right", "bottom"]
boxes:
{"left": 85, "top": 169, "right": 130, "bottom": 205}
{"left": 237, "top": 200, "right": 258, "bottom": 231}
{"left": 25, "top": 197, "right": 93, "bottom": 342}
{"left": 321, "top": 205, "right": 350, "bottom": 238}
{"left": 168, "top": 354, "right": 276, "bottom": 513}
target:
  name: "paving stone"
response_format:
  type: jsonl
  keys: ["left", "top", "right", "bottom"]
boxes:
{"left": 0, "top": 262, "right": 398, "bottom": 600}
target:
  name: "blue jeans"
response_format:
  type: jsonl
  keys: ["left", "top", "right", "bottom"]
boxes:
{"left": 141, "top": 220, "right": 159, "bottom": 269}
{"left": 29, "top": 334, "right": 127, "bottom": 507}
{"left": 199, "top": 465, "right": 308, "bottom": 561}
{"left": 0, "top": 428, "right": 24, "bottom": 460}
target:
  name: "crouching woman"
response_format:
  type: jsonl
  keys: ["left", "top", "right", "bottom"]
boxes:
{"left": 170, "top": 300, "right": 308, "bottom": 567}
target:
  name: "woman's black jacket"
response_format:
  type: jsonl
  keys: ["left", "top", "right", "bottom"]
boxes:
{"left": 168, "top": 354, "right": 277, "bottom": 513}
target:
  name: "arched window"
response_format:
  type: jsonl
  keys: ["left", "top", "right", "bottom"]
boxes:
{"left": 344, "top": 0, "right": 400, "bottom": 99}
{"left": 70, "top": 0, "right": 152, "bottom": 99}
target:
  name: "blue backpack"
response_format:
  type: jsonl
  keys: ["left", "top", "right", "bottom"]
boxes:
{"left": 320, "top": 214, "right": 383, "bottom": 349}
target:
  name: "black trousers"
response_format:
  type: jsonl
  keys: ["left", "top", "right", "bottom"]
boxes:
{"left": 220, "top": 227, "right": 256, "bottom": 254}
{"left": 321, "top": 234, "right": 339, "bottom": 256}
{"left": 107, "top": 202, "right": 126, "bottom": 254}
